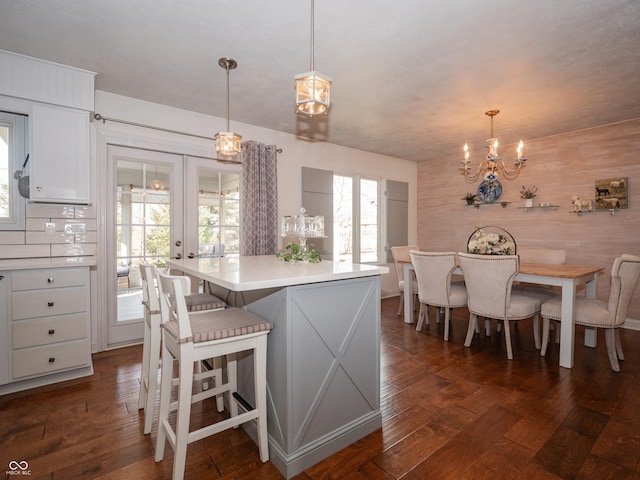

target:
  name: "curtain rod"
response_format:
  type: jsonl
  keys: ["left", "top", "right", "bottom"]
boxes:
{"left": 92, "top": 113, "right": 283, "bottom": 153}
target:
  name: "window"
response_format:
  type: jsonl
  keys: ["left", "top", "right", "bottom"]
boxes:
{"left": 0, "top": 111, "right": 27, "bottom": 230}
{"left": 333, "top": 175, "right": 379, "bottom": 263}
{"left": 197, "top": 169, "right": 240, "bottom": 255}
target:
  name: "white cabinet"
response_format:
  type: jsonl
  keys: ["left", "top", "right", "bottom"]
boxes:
{"left": 30, "top": 103, "right": 90, "bottom": 204}
{"left": 0, "top": 267, "right": 93, "bottom": 394}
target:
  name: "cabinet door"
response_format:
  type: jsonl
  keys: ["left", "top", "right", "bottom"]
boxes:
{"left": 30, "top": 104, "right": 90, "bottom": 204}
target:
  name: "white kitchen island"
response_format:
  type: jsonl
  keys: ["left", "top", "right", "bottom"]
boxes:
{"left": 167, "top": 255, "right": 388, "bottom": 479}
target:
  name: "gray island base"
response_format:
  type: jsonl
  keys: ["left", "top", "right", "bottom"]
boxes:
{"left": 168, "top": 256, "right": 387, "bottom": 478}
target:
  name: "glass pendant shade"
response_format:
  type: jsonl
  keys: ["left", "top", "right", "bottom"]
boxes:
{"left": 295, "top": 71, "right": 332, "bottom": 116}
{"left": 215, "top": 131, "right": 242, "bottom": 156}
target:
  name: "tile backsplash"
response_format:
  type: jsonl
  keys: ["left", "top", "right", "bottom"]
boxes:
{"left": 0, "top": 203, "right": 97, "bottom": 260}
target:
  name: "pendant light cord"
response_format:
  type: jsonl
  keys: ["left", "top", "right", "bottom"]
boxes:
{"left": 310, "top": 0, "right": 315, "bottom": 71}
{"left": 225, "top": 64, "right": 231, "bottom": 131}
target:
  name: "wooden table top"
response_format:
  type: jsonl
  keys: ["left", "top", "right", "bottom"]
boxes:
{"left": 518, "top": 262, "right": 604, "bottom": 279}
{"left": 400, "top": 258, "right": 604, "bottom": 279}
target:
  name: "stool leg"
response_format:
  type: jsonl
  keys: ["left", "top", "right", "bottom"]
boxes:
{"left": 138, "top": 319, "right": 151, "bottom": 411}
{"left": 144, "top": 323, "right": 161, "bottom": 434}
{"left": 172, "top": 351, "right": 195, "bottom": 480}
{"left": 227, "top": 353, "right": 238, "bottom": 419}
{"left": 255, "top": 335, "right": 269, "bottom": 463}
{"left": 154, "top": 343, "right": 173, "bottom": 462}
{"left": 214, "top": 356, "right": 224, "bottom": 413}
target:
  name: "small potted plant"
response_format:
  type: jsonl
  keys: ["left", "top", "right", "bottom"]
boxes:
{"left": 519, "top": 185, "right": 537, "bottom": 208}
{"left": 462, "top": 192, "right": 478, "bottom": 206}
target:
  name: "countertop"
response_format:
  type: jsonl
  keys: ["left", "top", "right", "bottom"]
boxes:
{"left": 168, "top": 255, "right": 389, "bottom": 291}
{"left": 0, "top": 256, "right": 96, "bottom": 270}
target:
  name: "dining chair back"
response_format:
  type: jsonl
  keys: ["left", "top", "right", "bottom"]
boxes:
{"left": 137, "top": 263, "right": 226, "bottom": 435}
{"left": 391, "top": 245, "right": 419, "bottom": 316}
{"left": 154, "top": 272, "right": 273, "bottom": 480}
{"left": 458, "top": 253, "right": 543, "bottom": 360}
{"left": 540, "top": 254, "right": 640, "bottom": 371}
{"left": 517, "top": 247, "right": 566, "bottom": 265}
{"left": 410, "top": 251, "right": 467, "bottom": 340}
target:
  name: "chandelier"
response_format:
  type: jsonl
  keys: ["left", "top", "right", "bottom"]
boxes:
{"left": 215, "top": 57, "right": 242, "bottom": 157}
{"left": 294, "top": 0, "right": 332, "bottom": 116}
{"left": 460, "top": 110, "right": 527, "bottom": 183}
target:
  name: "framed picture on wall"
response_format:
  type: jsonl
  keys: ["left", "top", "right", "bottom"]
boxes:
{"left": 595, "top": 177, "right": 628, "bottom": 210}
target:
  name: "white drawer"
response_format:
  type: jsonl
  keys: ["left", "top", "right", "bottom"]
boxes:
{"left": 13, "top": 339, "right": 90, "bottom": 379}
{"left": 12, "top": 287, "right": 88, "bottom": 320}
{"left": 12, "top": 313, "right": 88, "bottom": 349}
{"left": 12, "top": 268, "right": 87, "bottom": 291}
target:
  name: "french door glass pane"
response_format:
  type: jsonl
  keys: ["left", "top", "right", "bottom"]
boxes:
{"left": 197, "top": 168, "right": 240, "bottom": 256}
{"left": 116, "top": 160, "right": 171, "bottom": 293}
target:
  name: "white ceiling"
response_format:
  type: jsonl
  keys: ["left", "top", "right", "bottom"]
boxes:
{"left": 1, "top": 0, "right": 639, "bottom": 162}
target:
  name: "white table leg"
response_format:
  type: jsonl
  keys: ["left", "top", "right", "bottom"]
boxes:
{"left": 403, "top": 263, "right": 414, "bottom": 324}
{"left": 583, "top": 274, "right": 599, "bottom": 348}
{"left": 558, "top": 279, "right": 577, "bottom": 369}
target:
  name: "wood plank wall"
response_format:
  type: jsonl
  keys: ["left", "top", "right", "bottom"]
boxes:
{"left": 417, "top": 118, "right": 640, "bottom": 320}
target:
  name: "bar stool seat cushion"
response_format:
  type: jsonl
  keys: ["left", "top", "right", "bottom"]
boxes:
{"left": 162, "top": 307, "right": 273, "bottom": 344}
{"left": 184, "top": 293, "right": 226, "bottom": 312}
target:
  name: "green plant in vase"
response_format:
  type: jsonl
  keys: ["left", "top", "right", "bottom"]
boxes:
{"left": 276, "top": 241, "right": 322, "bottom": 263}
{"left": 462, "top": 192, "right": 478, "bottom": 205}
{"left": 519, "top": 185, "right": 537, "bottom": 207}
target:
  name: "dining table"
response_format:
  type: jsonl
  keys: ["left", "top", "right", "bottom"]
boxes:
{"left": 167, "top": 255, "right": 389, "bottom": 479}
{"left": 402, "top": 259, "right": 604, "bottom": 369}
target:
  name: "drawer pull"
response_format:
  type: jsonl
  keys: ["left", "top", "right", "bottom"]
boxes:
{"left": 47, "top": 301, "right": 54, "bottom": 307}
{"left": 47, "top": 277, "right": 55, "bottom": 283}
{"left": 48, "top": 357, "right": 55, "bottom": 363}
{"left": 48, "top": 329, "right": 55, "bottom": 335}
{"left": 0, "top": 275, "right": 4, "bottom": 280}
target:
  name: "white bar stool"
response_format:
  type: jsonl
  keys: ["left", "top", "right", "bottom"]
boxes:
{"left": 137, "top": 263, "right": 226, "bottom": 434}
{"left": 154, "top": 272, "right": 272, "bottom": 480}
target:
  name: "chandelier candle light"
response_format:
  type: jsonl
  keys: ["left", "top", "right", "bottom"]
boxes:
{"left": 460, "top": 110, "right": 527, "bottom": 183}
{"left": 215, "top": 57, "right": 242, "bottom": 157}
{"left": 294, "top": 0, "right": 332, "bottom": 116}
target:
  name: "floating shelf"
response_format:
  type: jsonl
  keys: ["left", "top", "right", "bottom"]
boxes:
{"left": 570, "top": 208, "right": 620, "bottom": 216}
{"left": 518, "top": 204, "right": 560, "bottom": 212}
{"left": 465, "top": 202, "right": 510, "bottom": 209}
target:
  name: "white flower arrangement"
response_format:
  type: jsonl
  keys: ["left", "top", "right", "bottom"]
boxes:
{"left": 467, "top": 227, "right": 516, "bottom": 255}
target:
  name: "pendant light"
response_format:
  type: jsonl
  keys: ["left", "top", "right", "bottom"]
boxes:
{"left": 215, "top": 57, "right": 242, "bottom": 157}
{"left": 295, "top": 0, "right": 332, "bottom": 116}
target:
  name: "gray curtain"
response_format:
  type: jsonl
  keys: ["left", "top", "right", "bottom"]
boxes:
{"left": 240, "top": 141, "right": 278, "bottom": 256}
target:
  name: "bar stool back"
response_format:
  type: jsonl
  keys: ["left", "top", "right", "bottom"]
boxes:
{"left": 137, "top": 263, "right": 226, "bottom": 434}
{"left": 154, "top": 272, "right": 273, "bottom": 480}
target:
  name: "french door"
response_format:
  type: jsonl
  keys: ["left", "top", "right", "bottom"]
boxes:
{"left": 105, "top": 146, "right": 240, "bottom": 348}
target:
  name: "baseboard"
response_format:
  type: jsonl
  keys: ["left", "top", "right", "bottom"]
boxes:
{"left": 624, "top": 318, "right": 640, "bottom": 331}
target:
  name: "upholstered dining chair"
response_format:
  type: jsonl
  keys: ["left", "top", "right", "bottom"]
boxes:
{"left": 512, "top": 247, "right": 567, "bottom": 302}
{"left": 391, "top": 245, "right": 419, "bottom": 316}
{"left": 540, "top": 254, "right": 640, "bottom": 371}
{"left": 410, "top": 251, "right": 468, "bottom": 341}
{"left": 154, "top": 272, "right": 272, "bottom": 480}
{"left": 137, "top": 263, "right": 226, "bottom": 435}
{"left": 458, "top": 253, "right": 543, "bottom": 359}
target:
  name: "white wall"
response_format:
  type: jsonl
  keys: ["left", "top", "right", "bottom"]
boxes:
{"left": 94, "top": 91, "right": 417, "bottom": 297}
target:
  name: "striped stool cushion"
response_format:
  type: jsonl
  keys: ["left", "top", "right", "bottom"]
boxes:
{"left": 184, "top": 293, "right": 226, "bottom": 312}
{"left": 162, "top": 307, "right": 273, "bottom": 344}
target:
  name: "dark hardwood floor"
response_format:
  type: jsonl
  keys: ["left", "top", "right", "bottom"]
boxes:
{"left": 2, "top": 297, "right": 640, "bottom": 479}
